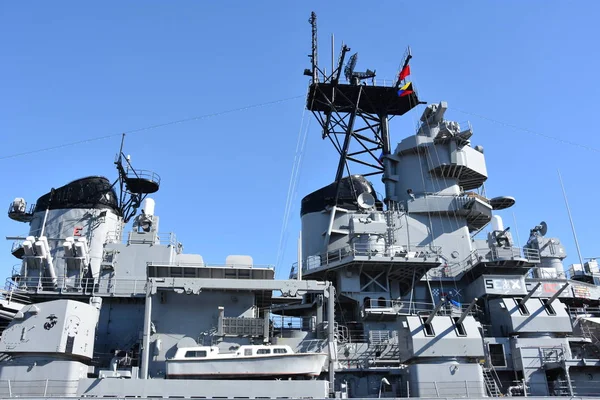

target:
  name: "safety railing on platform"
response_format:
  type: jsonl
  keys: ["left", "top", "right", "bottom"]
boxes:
{"left": 411, "top": 380, "right": 486, "bottom": 397}
{"left": 361, "top": 298, "right": 478, "bottom": 317}
{"left": 490, "top": 246, "right": 540, "bottom": 263}
{"left": 428, "top": 246, "right": 541, "bottom": 279}
{"left": 525, "top": 378, "right": 600, "bottom": 396}
{"left": 127, "top": 231, "right": 177, "bottom": 246}
{"left": 6, "top": 274, "right": 147, "bottom": 297}
{"left": 0, "top": 285, "right": 30, "bottom": 305}
{"left": 290, "top": 243, "right": 442, "bottom": 278}
{"left": 6, "top": 202, "right": 36, "bottom": 215}
{"left": 125, "top": 168, "right": 161, "bottom": 186}
{"left": 568, "top": 306, "right": 600, "bottom": 317}
{"left": 147, "top": 261, "right": 274, "bottom": 269}
{"left": 0, "top": 379, "right": 79, "bottom": 397}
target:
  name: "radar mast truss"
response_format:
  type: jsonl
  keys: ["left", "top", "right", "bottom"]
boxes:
{"left": 113, "top": 134, "right": 160, "bottom": 223}
{"left": 303, "top": 12, "right": 422, "bottom": 205}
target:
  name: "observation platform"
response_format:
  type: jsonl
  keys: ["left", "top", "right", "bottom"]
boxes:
{"left": 307, "top": 82, "right": 420, "bottom": 115}
{"left": 291, "top": 243, "right": 442, "bottom": 295}
{"left": 124, "top": 169, "right": 160, "bottom": 194}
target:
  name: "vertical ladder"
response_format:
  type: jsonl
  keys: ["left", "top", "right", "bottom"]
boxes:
{"left": 483, "top": 368, "right": 501, "bottom": 397}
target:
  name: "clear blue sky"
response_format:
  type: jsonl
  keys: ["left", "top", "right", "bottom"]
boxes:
{"left": 1, "top": 1, "right": 599, "bottom": 280}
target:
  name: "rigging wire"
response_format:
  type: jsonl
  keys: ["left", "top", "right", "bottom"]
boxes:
{"left": 275, "top": 92, "right": 311, "bottom": 273}
{"left": 0, "top": 95, "right": 305, "bottom": 161}
{"left": 450, "top": 107, "right": 600, "bottom": 153}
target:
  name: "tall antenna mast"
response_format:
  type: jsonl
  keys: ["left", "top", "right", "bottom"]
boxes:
{"left": 558, "top": 169, "right": 585, "bottom": 268}
{"left": 308, "top": 12, "right": 318, "bottom": 83}
{"left": 303, "top": 11, "right": 423, "bottom": 207}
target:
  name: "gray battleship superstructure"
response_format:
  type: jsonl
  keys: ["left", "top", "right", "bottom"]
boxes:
{"left": 1, "top": 11, "right": 600, "bottom": 400}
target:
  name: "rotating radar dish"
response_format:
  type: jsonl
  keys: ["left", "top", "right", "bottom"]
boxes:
{"left": 540, "top": 221, "right": 548, "bottom": 236}
{"left": 490, "top": 196, "right": 516, "bottom": 210}
{"left": 357, "top": 192, "right": 376, "bottom": 210}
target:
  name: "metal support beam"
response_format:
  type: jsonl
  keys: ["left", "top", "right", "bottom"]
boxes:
{"left": 316, "top": 294, "right": 324, "bottom": 338}
{"left": 332, "top": 87, "right": 362, "bottom": 205}
{"left": 327, "top": 284, "right": 336, "bottom": 397}
{"left": 547, "top": 283, "right": 570, "bottom": 305}
{"left": 218, "top": 306, "right": 225, "bottom": 336}
{"left": 456, "top": 297, "right": 478, "bottom": 326}
{"left": 140, "top": 282, "right": 153, "bottom": 379}
{"left": 425, "top": 299, "right": 446, "bottom": 325}
{"left": 263, "top": 309, "right": 270, "bottom": 342}
{"left": 520, "top": 283, "right": 541, "bottom": 306}
{"left": 297, "top": 231, "right": 303, "bottom": 280}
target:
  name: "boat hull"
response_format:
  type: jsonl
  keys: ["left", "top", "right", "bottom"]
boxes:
{"left": 166, "top": 353, "right": 328, "bottom": 378}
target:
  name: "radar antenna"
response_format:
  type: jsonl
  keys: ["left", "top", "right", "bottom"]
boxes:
{"left": 303, "top": 12, "right": 423, "bottom": 206}
{"left": 344, "top": 53, "right": 376, "bottom": 85}
{"left": 113, "top": 134, "right": 161, "bottom": 223}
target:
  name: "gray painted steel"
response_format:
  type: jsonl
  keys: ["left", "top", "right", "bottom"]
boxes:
{"left": 2, "top": 98, "right": 600, "bottom": 400}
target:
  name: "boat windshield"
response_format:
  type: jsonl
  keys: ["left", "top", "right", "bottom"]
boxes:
{"left": 185, "top": 350, "right": 207, "bottom": 358}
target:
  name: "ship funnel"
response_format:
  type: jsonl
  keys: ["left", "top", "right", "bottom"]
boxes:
{"left": 143, "top": 198, "right": 155, "bottom": 217}
{"left": 491, "top": 215, "right": 504, "bottom": 232}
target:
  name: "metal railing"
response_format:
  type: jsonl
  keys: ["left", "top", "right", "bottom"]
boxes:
{"left": 411, "top": 380, "right": 485, "bottom": 397}
{"left": 147, "top": 261, "right": 274, "bottom": 269}
{"left": 290, "top": 243, "right": 442, "bottom": 278}
{"left": 6, "top": 202, "right": 36, "bottom": 216}
{"left": 490, "top": 246, "right": 540, "bottom": 262}
{"left": 127, "top": 231, "right": 177, "bottom": 246}
{"left": 6, "top": 274, "right": 147, "bottom": 296}
{"left": 0, "top": 286, "right": 30, "bottom": 305}
{"left": 362, "top": 298, "right": 478, "bottom": 317}
{"left": 568, "top": 306, "right": 600, "bottom": 317}
{"left": 428, "top": 246, "right": 541, "bottom": 279}
{"left": 0, "top": 379, "right": 79, "bottom": 397}
{"left": 125, "top": 168, "right": 161, "bottom": 186}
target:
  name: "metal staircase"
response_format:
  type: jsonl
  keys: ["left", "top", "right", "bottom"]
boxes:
{"left": 483, "top": 368, "right": 502, "bottom": 397}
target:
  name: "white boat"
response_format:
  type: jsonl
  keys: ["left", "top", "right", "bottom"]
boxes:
{"left": 165, "top": 345, "right": 328, "bottom": 379}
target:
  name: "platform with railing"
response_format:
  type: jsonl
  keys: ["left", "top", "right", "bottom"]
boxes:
{"left": 361, "top": 298, "right": 479, "bottom": 320}
{"left": 427, "top": 246, "right": 541, "bottom": 280}
{"left": 6, "top": 269, "right": 147, "bottom": 297}
{"left": 127, "top": 231, "right": 177, "bottom": 246}
{"left": 0, "top": 379, "right": 79, "bottom": 397}
{"left": 290, "top": 242, "right": 442, "bottom": 279}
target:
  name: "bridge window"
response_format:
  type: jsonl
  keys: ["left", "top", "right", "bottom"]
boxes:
{"left": 256, "top": 349, "right": 271, "bottom": 355}
{"left": 273, "top": 348, "right": 287, "bottom": 354}
{"left": 185, "top": 350, "right": 207, "bottom": 358}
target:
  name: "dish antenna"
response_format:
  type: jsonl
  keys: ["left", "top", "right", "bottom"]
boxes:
{"left": 531, "top": 221, "right": 548, "bottom": 236}
{"left": 357, "top": 192, "right": 376, "bottom": 210}
{"left": 539, "top": 221, "right": 548, "bottom": 236}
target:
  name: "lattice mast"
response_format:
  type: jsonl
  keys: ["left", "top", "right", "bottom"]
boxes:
{"left": 113, "top": 134, "right": 161, "bottom": 223}
{"left": 303, "top": 12, "right": 422, "bottom": 207}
